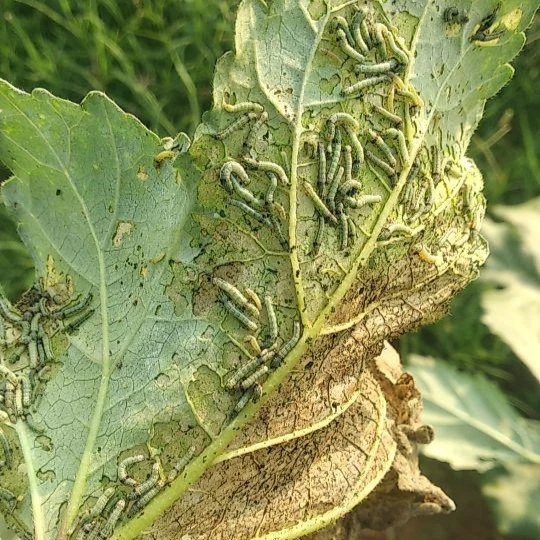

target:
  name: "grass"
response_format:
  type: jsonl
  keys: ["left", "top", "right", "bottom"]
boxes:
{"left": 0, "top": 0, "right": 538, "bottom": 438}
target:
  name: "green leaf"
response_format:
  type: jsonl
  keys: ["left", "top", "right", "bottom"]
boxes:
{"left": 408, "top": 355, "right": 540, "bottom": 471}
{"left": 481, "top": 198, "right": 540, "bottom": 383}
{"left": 0, "top": 82, "right": 199, "bottom": 537}
{"left": 0, "top": 1, "right": 538, "bottom": 539}
{"left": 481, "top": 463, "right": 540, "bottom": 539}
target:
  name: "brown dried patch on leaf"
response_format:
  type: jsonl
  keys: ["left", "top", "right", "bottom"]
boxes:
{"left": 306, "top": 345, "right": 455, "bottom": 540}
{"left": 149, "top": 344, "right": 453, "bottom": 540}
{"left": 147, "top": 365, "right": 396, "bottom": 540}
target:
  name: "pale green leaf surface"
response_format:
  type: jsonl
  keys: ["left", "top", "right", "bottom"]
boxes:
{"left": 408, "top": 355, "right": 540, "bottom": 471}
{"left": 481, "top": 463, "right": 540, "bottom": 539}
{"left": 0, "top": 82, "right": 207, "bottom": 536}
{"left": 481, "top": 198, "right": 540, "bottom": 382}
{"left": 0, "top": 1, "right": 538, "bottom": 539}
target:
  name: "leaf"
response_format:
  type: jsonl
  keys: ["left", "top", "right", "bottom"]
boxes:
{"left": 0, "top": 1, "right": 538, "bottom": 539}
{"left": 0, "top": 82, "right": 200, "bottom": 538}
{"left": 481, "top": 198, "right": 540, "bottom": 383}
{"left": 148, "top": 344, "right": 454, "bottom": 539}
{"left": 481, "top": 463, "right": 540, "bottom": 539}
{"left": 408, "top": 355, "right": 540, "bottom": 471}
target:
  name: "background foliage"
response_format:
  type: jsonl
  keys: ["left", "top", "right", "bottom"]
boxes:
{"left": 0, "top": 1, "right": 538, "bottom": 538}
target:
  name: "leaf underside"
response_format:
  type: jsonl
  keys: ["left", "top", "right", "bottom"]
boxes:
{"left": 0, "top": 1, "right": 537, "bottom": 539}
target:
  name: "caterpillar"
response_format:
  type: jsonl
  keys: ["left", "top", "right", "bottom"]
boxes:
{"left": 252, "top": 383, "right": 263, "bottom": 403}
{"left": 234, "top": 387, "right": 254, "bottom": 412}
{"left": 373, "top": 104, "right": 403, "bottom": 126}
{"left": 222, "top": 98, "right": 264, "bottom": 114}
{"left": 339, "top": 179, "right": 363, "bottom": 195}
{"left": 244, "top": 289, "right": 263, "bottom": 312}
{"left": 243, "top": 111, "right": 268, "bottom": 155}
{"left": 65, "top": 309, "right": 95, "bottom": 333}
{"left": 327, "top": 166, "right": 345, "bottom": 213}
{"left": 167, "top": 445, "right": 196, "bottom": 483}
{"left": 118, "top": 454, "right": 145, "bottom": 487}
{"left": 21, "top": 374, "right": 32, "bottom": 408}
{"left": 213, "top": 278, "right": 260, "bottom": 319}
{"left": 0, "top": 487, "right": 16, "bottom": 511}
{"left": 0, "top": 427, "right": 12, "bottom": 468}
{"left": 89, "top": 487, "right": 116, "bottom": 518}
{"left": 395, "top": 87, "right": 424, "bottom": 108}
{"left": 336, "top": 29, "right": 365, "bottom": 63}
{"left": 271, "top": 321, "right": 301, "bottom": 368}
{"left": 385, "top": 128, "right": 410, "bottom": 165}
{"left": 54, "top": 292, "right": 93, "bottom": 320}
{"left": 221, "top": 297, "right": 258, "bottom": 332}
{"left": 28, "top": 339, "right": 39, "bottom": 369}
{"left": 343, "top": 194, "right": 382, "bottom": 209}
{"left": 317, "top": 143, "right": 327, "bottom": 195}
{"left": 0, "top": 297, "right": 22, "bottom": 323}
{"left": 215, "top": 112, "right": 259, "bottom": 140}
{"left": 365, "top": 149, "right": 396, "bottom": 178}
{"left": 41, "top": 331, "right": 54, "bottom": 361}
{"left": 228, "top": 198, "right": 267, "bottom": 223}
{"left": 302, "top": 182, "right": 338, "bottom": 224}
{"left": 368, "top": 129, "right": 397, "bottom": 168}
{"left": 230, "top": 176, "right": 262, "bottom": 207}
{"left": 379, "top": 223, "right": 415, "bottom": 240}
{"left": 332, "top": 16, "right": 355, "bottom": 47}
{"left": 264, "top": 296, "right": 278, "bottom": 345}
{"left": 220, "top": 160, "right": 251, "bottom": 191}
{"left": 343, "top": 74, "right": 390, "bottom": 96}
{"left": 326, "top": 129, "right": 342, "bottom": 187}
{"left": 154, "top": 150, "right": 177, "bottom": 168}
{"left": 226, "top": 354, "right": 267, "bottom": 390}
{"left": 343, "top": 145, "right": 353, "bottom": 184}
{"left": 98, "top": 498, "right": 125, "bottom": 539}
{"left": 471, "top": 3, "right": 503, "bottom": 42}
{"left": 0, "top": 364, "right": 19, "bottom": 386}
{"left": 240, "top": 365, "right": 269, "bottom": 390}
{"left": 372, "top": 23, "right": 410, "bottom": 65}
{"left": 133, "top": 462, "right": 160, "bottom": 498}
{"left": 265, "top": 172, "right": 278, "bottom": 206}
{"left": 326, "top": 113, "right": 360, "bottom": 142}
{"left": 244, "top": 157, "right": 290, "bottom": 185}
{"left": 351, "top": 10, "right": 370, "bottom": 54}
{"left": 129, "top": 480, "right": 165, "bottom": 516}
{"left": 338, "top": 203, "right": 349, "bottom": 251}
{"left": 354, "top": 58, "right": 400, "bottom": 74}
{"left": 14, "top": 383, "right": 24, "bottom": 417}
{"left": 244, "top": 335, "right": 262, "bottom": 355}
{"left": 342, "top": 125, "right": 364, "bottom": 171}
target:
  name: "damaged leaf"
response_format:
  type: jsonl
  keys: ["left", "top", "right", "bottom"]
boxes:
{"left": 0, "top": 1, "right": 538, "bottom": 539}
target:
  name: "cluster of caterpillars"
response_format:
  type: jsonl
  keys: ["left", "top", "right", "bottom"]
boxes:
{"left": 72, "top": 447, "right": 196, "bottom": 539}
{"left": 0, "top": 284, "right": 94, "bottom": 425}
{"left": 213, "top": 277, "right": 301, "bottom": 411}
{"left": 299, "top": 9, "right": 429, "bottom": 252}
{"left": 304, "top": 113, "right": 384, "bottom": 254}
{"left": 443, "top": 4, "right": 507, "bottom": 41}
{"left": 219, "top": 158, "right": 288, "bottom": 247}
{"left": 333, "top": 8, "right": 412, "bottom": 98}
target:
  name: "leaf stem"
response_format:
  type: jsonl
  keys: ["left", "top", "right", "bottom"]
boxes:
{"left": 15, "top": 422, "right": 45, "bottom": 540}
